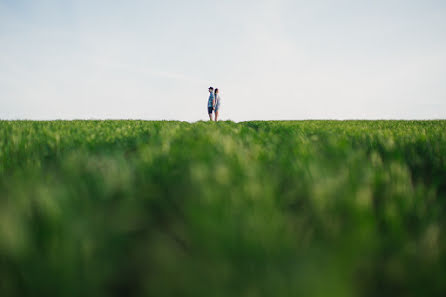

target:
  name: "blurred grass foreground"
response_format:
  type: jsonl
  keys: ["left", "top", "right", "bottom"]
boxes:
{"left": 0, "top": 120, "right": 445, "bottom": 297}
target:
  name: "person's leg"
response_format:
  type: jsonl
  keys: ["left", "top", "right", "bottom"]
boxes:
{"left": 208, "top": 107, "right": 213, "bottom": 121}
{"left": 215, "top": 110, "right": 219, "bottom": 121}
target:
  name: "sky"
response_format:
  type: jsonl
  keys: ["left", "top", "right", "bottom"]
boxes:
{"left": 0, "top": 0, "right": 445, "bottom": 121}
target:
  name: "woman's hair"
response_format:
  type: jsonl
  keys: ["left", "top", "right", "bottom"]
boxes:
{"left": 214, "top": 88, "right": 219, "bottom": 93}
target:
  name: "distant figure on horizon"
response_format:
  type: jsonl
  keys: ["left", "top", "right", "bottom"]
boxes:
{"left": 207, "top": 87, "right": 215, "bottom": 121}
{"left": 214, "top": 88, "right": 221, "bottom": 122}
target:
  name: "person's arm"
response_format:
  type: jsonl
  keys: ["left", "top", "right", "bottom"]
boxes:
{"left": 212, "top": 97, "right": 215, "bottom": 109}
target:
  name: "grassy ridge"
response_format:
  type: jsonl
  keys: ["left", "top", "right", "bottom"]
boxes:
{"left": 0, "top": 120, "right": 445, "bottom": 297}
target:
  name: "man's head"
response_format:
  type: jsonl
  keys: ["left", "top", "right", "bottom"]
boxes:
{"left": 208, "top": 87, "right": 214, "bottom": 93}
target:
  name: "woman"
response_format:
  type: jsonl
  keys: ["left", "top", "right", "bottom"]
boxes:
{"left": 214, "top": 88, "right": 221, "bottom": 122}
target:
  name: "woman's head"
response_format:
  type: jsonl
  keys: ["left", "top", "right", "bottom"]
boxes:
{"left": 214, "top": 88, "right": 219, "bottom": 94}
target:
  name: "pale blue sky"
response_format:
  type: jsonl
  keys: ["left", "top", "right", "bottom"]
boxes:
{"left": 1, "top": 0, "right": 445, "bottom": 121}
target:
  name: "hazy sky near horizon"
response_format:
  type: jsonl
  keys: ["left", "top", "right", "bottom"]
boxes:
{"left": 1, "top": 0, "right": 445, "bottom": 121}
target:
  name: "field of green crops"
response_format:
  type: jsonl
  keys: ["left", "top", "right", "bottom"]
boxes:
{"left": 0, "top": 120, "right": 445, "bottom": 297}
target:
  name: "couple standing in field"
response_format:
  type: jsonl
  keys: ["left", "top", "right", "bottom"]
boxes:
{"left": 207, "top": 87, "right": 221, "bottom": 121}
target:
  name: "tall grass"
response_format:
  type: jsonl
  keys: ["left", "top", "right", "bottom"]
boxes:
{"left": 0, "top": 120, "right": 445, "bottom": 297}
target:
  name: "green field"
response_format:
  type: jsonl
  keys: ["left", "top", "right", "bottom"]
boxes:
{"left": 0, "top": 120, "right": 445, "bottom": 297}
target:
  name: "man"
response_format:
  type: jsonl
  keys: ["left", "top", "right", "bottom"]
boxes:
{"left": 207, "top": 87, "right": 215, "bottom": 121}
